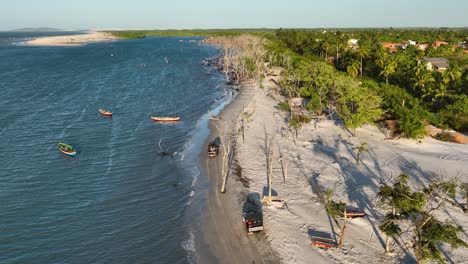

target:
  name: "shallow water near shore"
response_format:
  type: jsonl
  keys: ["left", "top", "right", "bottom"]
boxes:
{"left": 0, "top": 33, "right": 226, "bottom": 263}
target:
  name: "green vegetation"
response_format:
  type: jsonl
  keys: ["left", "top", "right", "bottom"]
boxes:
{"left": 377, "top": 174, "right": 466, "bottom": 261}
{"left": 105, "top": 29, "right": 275, "bottom": 39}
{"left": 271, "top": 28, "right": 468, "bottom": 136}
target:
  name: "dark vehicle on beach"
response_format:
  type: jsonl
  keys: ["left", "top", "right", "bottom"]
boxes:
{"left": 242, "top": 211, "right": 264, "bottom": 233}
{"left": 242, "top": 193, "right": 264, "bottom": 233}
{"left": 207, "top": 137, "right": 220, "bottom": 157}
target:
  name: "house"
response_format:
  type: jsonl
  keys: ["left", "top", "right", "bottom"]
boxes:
{"left": 432, "top": 41, "right": 449, "bottom": 48}
{"left": 422, "top": 57, "right": 449, "bottom": 71}
{"left": 416, "top": 43, "right": 429, "bottom": 51}
{"left": 348, "top": 39, "right": 359, "bottom": 46}
{"left": 459, "top": 41, "right": 468, "bottom": 49}
{"left": 402, "top": 40, "right": 417, "bottom": 49}
{"left": 381, "top": 42, "right": 402, "bottom": 53}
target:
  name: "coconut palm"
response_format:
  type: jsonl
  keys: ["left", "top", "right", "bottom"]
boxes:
{"left": 412, "top": 70, "right": 435, "bottom": 99}
{"left": 380, "top": 58, "right": 397, "bottom": 86}
{"left": 355, "top": 43, "right": 371, "bottom": 77}
{"left": 347, "top": 60, "right": 360, "bottom": 78}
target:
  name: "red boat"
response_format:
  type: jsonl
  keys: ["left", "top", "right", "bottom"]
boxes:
{"left": 343, "top": 208, "right": 366, "bottom": 218}
{"left": 151, "top": 116, "right": 181, "bottom": 122}
{"left": 99, "top": 109, "right": 112, "bottom": 117}
{"left": 311, "top": 236, "right": 337, "bottom": 249}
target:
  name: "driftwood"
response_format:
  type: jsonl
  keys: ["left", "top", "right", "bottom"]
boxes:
{"left": 157, "top": 139, "right": 179, "bottom": 158}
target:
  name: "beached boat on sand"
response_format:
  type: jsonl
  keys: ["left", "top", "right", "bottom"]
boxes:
{"left": 150, "top": 116, "right": 181, "bottom": 122}
{"left": 311, "top": 236, "right": 337, "bottom": 249}
{"left": 58, "top": 143, "right": 77, "bottom": 157}
{"left": 99, "top": 108, "right": 112, "bottom": 117}
{"left": 340, "top": 208, "right": 366, "bottom": 218}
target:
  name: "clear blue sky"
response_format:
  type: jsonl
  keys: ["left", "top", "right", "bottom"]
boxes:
{"left": 1, "top": 0, "right": 467, "bottom": 30}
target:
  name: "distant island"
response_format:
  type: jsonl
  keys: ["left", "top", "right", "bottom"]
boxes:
{"left": 11, "top": 27, "right": 63, "bottom": 32}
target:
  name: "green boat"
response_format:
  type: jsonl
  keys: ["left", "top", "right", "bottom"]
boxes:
{"left": 58, "top": 143, "right": 77, "bottom": 157}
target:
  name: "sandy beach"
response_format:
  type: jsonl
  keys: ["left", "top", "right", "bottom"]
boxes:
{"left": 197, "top": 77, "right": 468, "bottom": 263}
{"left": 196, "top": 83, "right": 280, "bottom": 264}
{"left": 24, "top": 31, "right": 117, "bottom": 46}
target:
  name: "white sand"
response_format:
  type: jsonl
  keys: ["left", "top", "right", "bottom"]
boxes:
{"left": 232, "top": 80, "right": 468, "bottom": 263}
{"left": 25, "top": 31, "right": 117, "bottom": 46}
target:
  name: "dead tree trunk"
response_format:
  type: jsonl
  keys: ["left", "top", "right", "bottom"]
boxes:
{"left": 264, "top": 129, "right": 276, "bottom": 203}
{"left": 338, "top": 208, "right": 348, "bottom": 248}
{"left": 214, "top": 119, "right": 234, "bottom": 193}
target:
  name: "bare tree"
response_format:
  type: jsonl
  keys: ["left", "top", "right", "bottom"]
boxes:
{"left": 213, "top": 117, "right": 236, "bottom": 193}
{"left": 353, "top": 142, "right": 368, "bottom": 165}
{"left": 278, "top": 144, "right": 288, "bottom": 183}
{"left": 263, "top": 128, "right": 276, "bottom": 203}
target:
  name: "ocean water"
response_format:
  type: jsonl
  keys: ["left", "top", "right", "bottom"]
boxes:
{"left": 0, "top": 33, "right": 225, "bottom": 263}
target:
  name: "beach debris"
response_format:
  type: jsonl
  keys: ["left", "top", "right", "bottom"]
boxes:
{"left": 157, "top": 139, "right": 179, "bottom": 159}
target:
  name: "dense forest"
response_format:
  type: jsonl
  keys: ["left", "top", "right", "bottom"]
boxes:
{"left": 266, "top": 29, "right": 468, "bottom": 137}
{"left": 105, "top": 29, "right": 275, "bottom": 38}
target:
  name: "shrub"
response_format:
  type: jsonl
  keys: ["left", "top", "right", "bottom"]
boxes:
{"left": 275, "top": 101, "right": 291, "bottom": 111}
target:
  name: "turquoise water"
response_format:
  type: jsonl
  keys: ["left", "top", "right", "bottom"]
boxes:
{"left": 0, "top": 33, "right": 224, "bottom": 263}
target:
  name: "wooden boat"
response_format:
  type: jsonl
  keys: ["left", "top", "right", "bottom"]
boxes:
{"left": 311, "top": 236, "right": 337, "bottom": 249}
{"left": 58, "top": 143, "right": 77, "bottom": 157}
{"left": 151, "top": 116, "right": 181, "bottom": 122}
{"left": 99, "top": 109, "right": 112, "bottom": 117}
{"left": 342, "top": 208, "right": 366, "bottom": 218}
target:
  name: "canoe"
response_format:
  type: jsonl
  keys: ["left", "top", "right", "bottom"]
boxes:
{"left": 312, "top": 240, "right": 337, "bottom": 249}
{"left": 343, "top": 208, "right": 366, "bottom": 218}
{"left": 58, "top": 143, "right": 77, "bottom": 157}
{"left": 151, "top": 116, "right": 181, "bottom": 122}
{"left": 99, "top": 108, "right": 112, "bottom": 117}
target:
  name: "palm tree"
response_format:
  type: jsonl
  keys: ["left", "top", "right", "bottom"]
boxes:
{"left": 442, "top": 65, "right": 462, "bottom": 87}
{"left": 347, "top": 60, "right": 360, "bottom": 78}
{"left": 321, "top": 40, "right": 333, "bottom": 60}
{"left": 334, "top": 32, "right": 346, "bottom": 64}
{"left": 379, "top": 58, "right": 397, "bottom": 86}
{"left": 355, "top": 43, "right": 370, "bottom": 77}
{"left": 412, "top": 70, "right": 435, "bottom": 99}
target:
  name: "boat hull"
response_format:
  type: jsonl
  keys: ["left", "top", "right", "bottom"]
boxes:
{"left": 150, "top": 116, "right": 180, "bottom": 122}
{"left": 99, "top": 109, "right": 112, "bottom": 117}
{"left": 60, "top": 150, "right": 77, "bottom": 157}
{"left": 58, "top": 143, "right": 77, "bottom": 157}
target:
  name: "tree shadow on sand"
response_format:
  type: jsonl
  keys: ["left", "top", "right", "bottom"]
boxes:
{"left": 310, "top": 135, "right": 387, "bottom": 251}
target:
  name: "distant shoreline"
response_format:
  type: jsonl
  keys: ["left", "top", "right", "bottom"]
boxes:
{"left": 23, "top": 31, "right": 119, "bottom": 46}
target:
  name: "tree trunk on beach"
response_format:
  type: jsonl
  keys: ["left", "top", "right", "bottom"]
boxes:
{"left": 214, "top": 118, "right": 235, "bottom": 193}
{"left": 338, "top": 208, "right": 348, "bottom": 248}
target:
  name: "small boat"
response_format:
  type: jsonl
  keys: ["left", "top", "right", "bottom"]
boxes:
{"left": 311, "top": 236, "right": 337, "bottom": 249}
{"left": 58, "top": 143, "right": 77, "bottom": 157}
{"left": 342, "top": 208, "right": 366, "bottom": 218}
{"left": 312, "top": 240, "right": 337, "bottom": 249}
{"left": 151, "top": 116, "right": 181, "bottom": 122}
{"left": 99, "top": 109, "right": 113, "bottom": 117}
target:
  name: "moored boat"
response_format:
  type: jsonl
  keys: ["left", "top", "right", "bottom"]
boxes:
{"left": 99, "top": 108, "right": 112, "bottom": 117}
{"left": 58, "top": 143, "right": 77, "bottom": 157}
{"left": 150, "top": 116, "right": 181, "bottom": 122}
